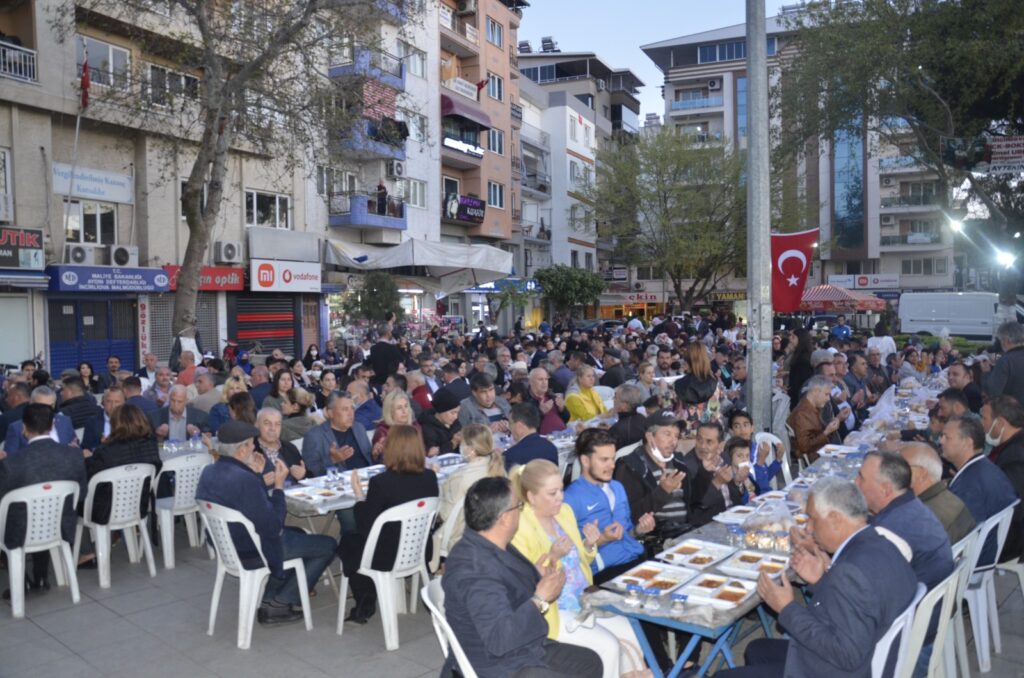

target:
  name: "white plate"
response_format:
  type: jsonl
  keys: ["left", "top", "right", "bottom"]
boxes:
{"left": 751, "top": 490, "right": 789, "bottom": 504}
{"left": 712, "top": 505, "right": 759, "bottom": 525}
{"left": 604, "top": 561, "right": 699, "bottom": 596}
{"left": 716, "top": 550, "right": 789, "bottom": 580}
{"left": 679, "top": 575, "right": 757, "bottom": 609}
{"left": 819, "top": 444, "right": 860, "bottom": 458}
{"left": 657, "top": 539, "right": 736, "bottom": 570}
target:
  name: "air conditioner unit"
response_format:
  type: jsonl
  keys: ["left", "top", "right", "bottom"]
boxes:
{"left": 456, "top": 0, "right": 477, "bottom": 15}
{"left": 214, "top": 240, "right": 243, "bottom": 264}
{"left": 881, "top": 215, "right": 894, "bottom": 225}
{"left": 387, "top": 160, "right": 405, "bottom": 178}
{"left": 883, "top": 177, "right": 893, "bottom": 186}
{"left": 64, "top": 243, "right": 103, "bottom": 265}
{"left": 109, "top": 244, "right": 138, "bottom": 267}
{"left": 633, "top": 282, "right": 645, "bottom": 291}
{"left": 707, "top": 79, "right": 722, "bottom": 91}
{"left": 597, "top": 79, "right": 606, "bottom": 91}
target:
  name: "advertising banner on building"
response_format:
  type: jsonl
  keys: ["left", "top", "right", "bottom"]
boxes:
{"left": 250, "top": 259, "right": 321, "bottom": 293}
{"left": 52, "top": 163, "right": 134, "bottom": 204}
{"left": 0, "top": 227, "right": 45, "bottom": 270}
{"left": 46, "top": 265, "right": 170, "bottom": 292}
{"left": 443, "top": 193, "right": 486, "bottom": 224}
{"left": 163, "top": 265, "right": 244, "bottom": 291}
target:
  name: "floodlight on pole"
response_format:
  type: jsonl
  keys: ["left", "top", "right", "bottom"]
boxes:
{"left": 949, "top": 220, "right": 964, "bottom": 234}
{"left": 996, "top": 249, "right": 1016, "bottom": 268}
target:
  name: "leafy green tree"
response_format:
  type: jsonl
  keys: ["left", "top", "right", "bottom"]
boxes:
{"left": 489, "top": 282, "right": 536, "bottom": 315}
{"left": 342, "top": 270, "right": 404, "bottom": 324}
{"left": 578, "top": 128, "right": 747, "bottom": 310}
{"left": 533, "top": 265, "right": 605, "bottom": 314}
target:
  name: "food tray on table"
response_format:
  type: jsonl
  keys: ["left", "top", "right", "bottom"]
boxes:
{"left": 604, "top": 561, "right": 700, "bottom": 596}
{"left": 657, "top": 538, "right": 736, "bottom": 570}
{"left": 818, "top": 444, "right": 861, "bottom": 458}
{"left": 751, "top": 490, "right": 789, "bottom": 504}
{"left": 285, "top": 486, "right": 345, "bottom": 503}
{"left": 713, "top": 505, "right": 758, "bottom": 525}
{"left": 717, "top": 550, "right": 789, "bottom": 580}
{"left": 785, "top": 477, "right": 814, "bottom": 492}
{"left": 678, "top": 574, "right": 758, "bottom": 609}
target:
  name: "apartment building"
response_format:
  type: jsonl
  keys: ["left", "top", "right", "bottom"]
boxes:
{"left": 641, "top": 14, "right": 955, "bottom": 313}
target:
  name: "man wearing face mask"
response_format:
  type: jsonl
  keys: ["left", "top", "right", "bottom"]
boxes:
{"left": 614, "top": 411, "right": 690, "bottom": 544}
{"left": 980, "top": 396, "right": 1024, "bottom": 562}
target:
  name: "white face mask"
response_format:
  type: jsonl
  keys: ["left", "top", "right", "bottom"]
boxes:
{"left": 647, "top": 443, "right": 675, "bottom": 464}
{"left": 985, "top": 421, "right": 1004, "bottom": 448}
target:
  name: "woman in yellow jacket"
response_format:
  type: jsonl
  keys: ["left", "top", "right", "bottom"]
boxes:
{"left": 510, "top": 460, "right": 647, "bottom": 678}
{"left": 565, "top": 365, "right": 610, "bottom": 423}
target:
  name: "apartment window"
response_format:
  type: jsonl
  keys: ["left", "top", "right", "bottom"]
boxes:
{"left": 405, "top": 179, "right": 427, "bottom": 209}
{"left": 697, "top": 37, "right": 776, "bottom": 64}
{"left": 901, "top": 257, "right": 947, "bottom": 276}
{"left": 585, "top": 252, "right": 594, "bottom": 271}
{"left": 179, "top": 180, "right": 208, "bottom": 221}
{"left": 569, "top": 160, "right": 581, "bottom": 183}
{"left": 443, "top": 176, "right": 460, "bottom": 198}
{"left": 636, "top": 265, "right": 663, "bottom": 280}
{"left": 0, "top": 149, "right": 10, "bottom": 224}
{"left": 487, "top": 181, "right": 505, "bottom": 209}
{"left": 487, "top": 72, "right": 504, "bottom": 101}
{"left": 737, "top": 77, "right": 748, "bottom": 138}
{"left": 63, "top": 201, "right": 117, "bottom": 245}
{"left": 488, "top": 128, "right": 504, "bottom": 155}
{"left": 245, "top": 190, "right": 291, "bottom": 229}
{"left": 909, "top": 219, "right": 938, "bottom": 234}
{"left": 396, "top": 40, "right": 426, "bottom": 78}
{"left": 315, "top": 166, "right": 355, "bottom": 196}
{"left": 570, "top": 116, "right": 579, "bottom": 142}
{"left": 76, "top": 35, "right": 130, "bottom": 90}
{"left": 583, "top": 126, "right": 592, "bottom": 149}
{"left": 396, "top": 109, "right": 427, "bottom": 143}
{"left": 571, "top": 250, "right": 579, "bottom": 268}
{"left": 147, "top": 64, "right": 200, "bottom": 107}
{"left": 486, "top": 17, "right": 504, "bottom": 47}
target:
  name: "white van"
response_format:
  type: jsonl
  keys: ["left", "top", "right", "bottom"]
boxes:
{"left": 898, "top": 292, "right": 1023, "bottom": 339}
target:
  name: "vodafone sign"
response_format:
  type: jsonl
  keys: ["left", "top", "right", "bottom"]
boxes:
{"left": 249, "top": 259, "right": 321, "bottom": 293}
{"left": 854, "top": 274, "right": 900, "bottom": 289}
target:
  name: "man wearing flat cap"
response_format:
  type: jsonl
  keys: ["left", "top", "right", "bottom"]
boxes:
{"left": 196, "top": 421, "right": 337, "bottom": 625}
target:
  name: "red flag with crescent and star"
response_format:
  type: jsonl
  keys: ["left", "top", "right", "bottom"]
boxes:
{"left": 770, "top": 228, "right": 820, "bottom": 312}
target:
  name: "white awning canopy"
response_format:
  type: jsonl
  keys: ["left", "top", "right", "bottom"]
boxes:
{"left": 324, "top": 238, "right": 513, "bottom": 295}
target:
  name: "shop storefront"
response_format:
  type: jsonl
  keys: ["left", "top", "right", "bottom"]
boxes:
{"left": 226, "top": 258, "right": 321, "bottom": 356}
{"left": 598, "top": 289, "right": 666, "bottom": 321}
{"left": 0, "top": 226, "right": 47, "bottom": 366}
{"left": 45, "top": 264, "right": 170, "bottom": 375}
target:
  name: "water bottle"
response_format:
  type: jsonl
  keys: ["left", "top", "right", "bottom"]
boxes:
{"left": 190, "top": 431, "right": 202, "bottom": 452}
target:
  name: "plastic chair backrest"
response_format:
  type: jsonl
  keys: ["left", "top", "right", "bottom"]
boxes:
{"left": 156, "top": 453, "right": 213, "bottom": 511}
{"left": 83, "top": 464, "right": 157, "bottom": 528}
{"left": 292, "top": 438, "right": 304, "bottom": 454}
{"left": 0, "top": 481, "right": 80, "bottom": 550}
{"left": 438, "top": 501, "right": 464, "bottom": 559}
{"left": 198, "top": 500, "right": 265, "bottom": 577}
{"left": 422, "top": 579, "right": 478, "bottom": 678}
{"left": 872, "top": 582, "right": 926, "bottom": 678}
{"left": 74, "top": 427, "right": 85, "bottom": 442}
{"left": 900, "top": 559, "right": 967, "bottom": 678}
{"left": 360, "top": 497, "right": 439, "bottom": 575}
{"left": 615, "top": 441, "right": 641, "bottom": 462}
{"left": 968, "top": 500, "right": 1019, "bottom": 574}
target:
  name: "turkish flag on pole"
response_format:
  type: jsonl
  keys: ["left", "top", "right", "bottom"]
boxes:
{"left": 770, "top": 228, "right": 820, "bottom": 312}
{"left": 80, "top": 50, "right": 90, "bottom": 109}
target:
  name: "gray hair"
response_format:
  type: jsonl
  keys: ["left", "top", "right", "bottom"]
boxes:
{"left": 170, "top": 384, "right": 188, "bottom": 398}
{"left": 996, "top": 321, "right": 1024, "bottom": 348}
{"left": 809, "top": 478, "right": 868, "bottom": 521}
{"left": 196, "top": 372, "right": 214, "bottom": 386}
{"left": 615, "top": 383, "right": 643, "bottom": 410}
{"left": 256, "top": 407, "right": 282, "bottom": 422}
{"left": 802, "top": 375, "right": 834, "bottom": 396}
{"left": 326, "top": 392, "right": 352, "bottom": 409}
{"left": 864, "top": 450, "right": 911, "bottom": 492}
{"left": 30, "top": 385, "right": 56, "bottom": 402}
{"left": 547, "top": 350, "right": 564, "bottom": 366}
{"left": 900, "top": 443, "right": 943, "bottom": 483}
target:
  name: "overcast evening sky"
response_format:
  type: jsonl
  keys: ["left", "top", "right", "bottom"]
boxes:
{"left": 518, "top": 0, "right": 791, "bottom": 120}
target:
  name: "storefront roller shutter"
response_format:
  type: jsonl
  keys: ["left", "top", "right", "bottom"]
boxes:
{"left": 150, "top": 293, "right": 220, "bottom": 362}
{"left": 235, "top": 294, "right": 297, "bottom": 355}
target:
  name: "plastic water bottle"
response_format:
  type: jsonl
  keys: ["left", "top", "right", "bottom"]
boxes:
{"left": 189, "top": 431, "right": 202, "bottom": 452}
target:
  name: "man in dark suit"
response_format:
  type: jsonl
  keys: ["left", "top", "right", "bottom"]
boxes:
{"left": 0, "top": 382, "right": 30, "bottom": 442}
{"left": 122, "top": 376, "right": 157, "bottom": 414}
{"left": 982, "top": 396, "right": 1024, "bottom": 561}
{"left": 96, "top": 355, "right": 122, "bottom": 392}
{"left": 435, "top": 362, "right": 471, "bottom": 403}
{"left": 81, "top": 386, "right": 126, "bottom": 452}
{"left": 58, "top": 377, "right": 101, "bottom": 429}
{"left": 5, "top": 386, "right": 78, "bottom": 455}
{"left": 942, "top": 414, "right": 1019, "bottom": 565}
{"left": 442, "top": 477, "right": 602, "bottom": 678}
{"left": 0, "top": 404, "right": 87, "bottom": 592}
{"left": 598, "top": 350, "right": 630, "bottom": 389}
{"left": 722, "top": 479, "right": 917, "bottom": 677}
{"left": 503, "top": 403, "right": 558, "bottom": 470}
{"left": 368, "top": 324, "right": 404, "bottom": 389}
{"left": 146, "top": 385, "right": 210, "bottom": 442}
{"left": 134, "top": 352, "right": 159, "bottom": 383}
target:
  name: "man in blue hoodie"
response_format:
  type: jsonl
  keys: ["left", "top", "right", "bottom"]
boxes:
{"left": 564, "top": 428, "right": 655, "bottom": 584}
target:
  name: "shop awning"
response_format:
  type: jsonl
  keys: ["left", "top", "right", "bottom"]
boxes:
{"left": 441, "top": 94, "right": 492, "bottom": 129}
{"left": 800, "top": 284, "right": 887, "bottom": 312}
{"left": 0, "top": 269, "right": 49, "bottom": 289}
{"left": 324, "top": 238, "right": 512, "bottom": 295}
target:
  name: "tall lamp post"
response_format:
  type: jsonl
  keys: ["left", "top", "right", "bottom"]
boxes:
{"left": 746, "top": 0, "right": 773, "bottom": 434}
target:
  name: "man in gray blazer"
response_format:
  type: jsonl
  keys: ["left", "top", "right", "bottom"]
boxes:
{"left": 721, "top": 478, "right": 918, "bottom": 678}
{"left": 458, "top": 373, "right": 511, "bottom": 432}
{"left": 146, "top": 385, "right": 210, "bottom": 441}
{"left": 301, "top": 394, "right": 372, "bottom": 477}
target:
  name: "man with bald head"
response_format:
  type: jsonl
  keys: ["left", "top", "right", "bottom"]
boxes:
{"left": 900, "top": 442, "right": 976, "bottom": 544}
{"left": 147, "top": 385, "right": 210, "bottom": 441}
{"left": 346, "top": 380, "right": 382, "bottom": 431}
{"left": 525, "top": 367, "right": 567, "bottom": 434}
{"left": 176, "top": 351, "right": 197, "bottom": 386}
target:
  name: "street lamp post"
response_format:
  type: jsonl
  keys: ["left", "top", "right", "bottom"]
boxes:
{"left": 746, "top": 0, "right": 773, "bottom": 435}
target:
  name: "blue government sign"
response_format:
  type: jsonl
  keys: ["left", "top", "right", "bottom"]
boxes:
{"left": 46, "top": 265, "right": 171, "bottom": 293}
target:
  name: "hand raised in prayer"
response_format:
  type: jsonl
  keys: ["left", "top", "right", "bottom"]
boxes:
{"left": 329, "top": 443, "right": 354, "bottom": 464}
{"left": 582, "top": 520, "right": 602, "bottom": 549}
{"left": 791, "top": 543, "right": 829, "bottom": 585}
{"left": 550, "top": 534, "right": 573, "bottom": 561}
{"left": 535, "top": 565, "right": 566, "bottom": 604}
{"left": 756, "top": 570, "right": 795, "bottom": 613}
{"left": 601, "top": 521, "right": 624, "bottom": 544}
{"left": 636, "top": 512, "right": 656, "bottom": 535}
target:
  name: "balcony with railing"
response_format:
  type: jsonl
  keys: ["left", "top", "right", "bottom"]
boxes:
{"left": 522, "top": 171, "right": 551, "bottom": 196}
{"left": 511, "top": 154, "right": 523, "bottom": 178}
{"left": 509, "top": 46, "right": 519, "bottom": 76}
{"left": 880, "top": 194, "right": 943, "bottom": 210}
{"left": 439, "top": 5, "right": 479, "bottom": 57}
{"left": 510, "top": 102, "right": 523, "bottom": 123}
{"left": 339, "top": 117, "right": 407, "bottom": 161}
{"left": 329, "top": 193, "right": 407, "bottom": 230}
{"left": 329, "top": 47, "right": 405, "bottom": 91}
{"left": 0, "top": 41, "right": 37, "bottom": 82}
{"left": 520, "top": 218, "right": 552, "bottom": 246}
{"left": 520, "top": 121, "right": 549, "bottom": 149}
{"left": 670, "top": 95, "right": 724, "bottom": 112}
{"left": 879, "top": 231, "right": 945, "bottom": 248}
{"left": 878, "top": 156, "right": 927, "bottom": 172}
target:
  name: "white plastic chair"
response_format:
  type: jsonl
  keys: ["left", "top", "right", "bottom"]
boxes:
{"left": 437, "top": 502, "right": 464, "bottom": 560}
{"left": 422, "top": 578, "right": 479, "bottom": 678}
{"left": 72, "top": 463, "right": 157, "bottom": 588}
{"left": 898, "top": 556, "right": 969, "bottom": 678}
{"left": 614, "top": 441, "right": 641, "bottom": 462}
{"left": 872, "top": 582, "right": 926, "bottom": 678}
{"left": 944, "top": 529, "right": 982, "bottom": 678}
{"left": 336, "top": 497, "right": 439, "bottom": 650}
{"left": 155, "top": 453, "right": 213, "bottom": 569}
{"left": 0, "top": 481, "right": 81, "bottom": 618}
{"left": 74, "top": 427, "right": 85, "bottom": 443}
{"left": 593, "top": 385, "right": 614, "bottom": 412}
{"left": 955, "top": 500, "right": 1019, "bottom": 673}
{"left": 754, "top": 432, "right": 792, "bottom": 487}
{"left": 198, "top": 501, "right": 313, "bottom": 649}
{"left": 292, "top": 438, "right": 304, "bottom": 454}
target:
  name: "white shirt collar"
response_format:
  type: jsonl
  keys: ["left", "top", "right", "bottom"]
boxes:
{"left": 27, "top": 434, "right": 52, "bottom": 444}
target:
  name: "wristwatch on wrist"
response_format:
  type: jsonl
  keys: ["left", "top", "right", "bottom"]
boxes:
{"left": 531, "top": 595, "right": 550, "bottom": 614}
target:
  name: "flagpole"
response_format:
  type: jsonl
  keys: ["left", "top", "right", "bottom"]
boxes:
{"left": 63, "top": 49, "right": 88, "bottom": 250}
